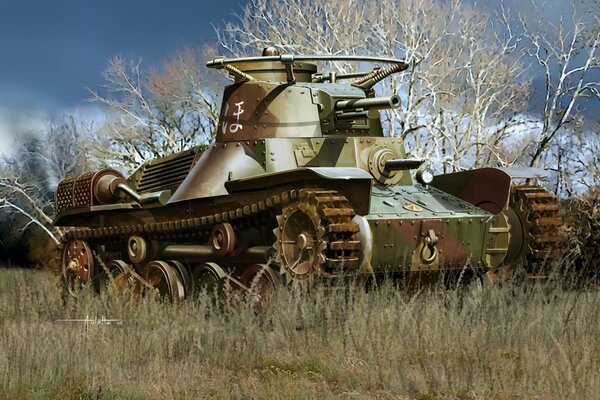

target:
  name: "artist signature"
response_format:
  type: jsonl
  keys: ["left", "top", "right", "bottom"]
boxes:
{"left": 56, "top": 315, "right": 123, "bottom": 327}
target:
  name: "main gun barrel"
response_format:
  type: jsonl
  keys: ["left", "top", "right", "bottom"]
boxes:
{"left": 335, "top": 95, "right": 401, "bottom": 111}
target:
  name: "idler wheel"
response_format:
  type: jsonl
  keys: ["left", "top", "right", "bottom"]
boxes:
{"left": 210, "top": 223, "right": 236, "bottom": 257}
{"left": 143, "top": 260, "right": 185, "bottom": 303}
{"left": 62, "top": 240, "right": 95, "bottom": 296}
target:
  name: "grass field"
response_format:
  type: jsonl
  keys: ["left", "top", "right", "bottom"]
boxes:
{"left": 1, "top": 268, "right": 599, "bottom": 399}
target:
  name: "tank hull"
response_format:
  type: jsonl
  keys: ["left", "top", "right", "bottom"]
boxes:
{"left": 58, "top": 178, "right": 497, "bottom": 279}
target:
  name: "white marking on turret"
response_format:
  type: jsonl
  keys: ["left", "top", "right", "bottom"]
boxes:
{"left": 229, "top": 101, "right": 245, "bottom": 133}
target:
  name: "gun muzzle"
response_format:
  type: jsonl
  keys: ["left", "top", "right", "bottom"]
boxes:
{"left": 335, "top": 95, "right": 400, "bottom": 111}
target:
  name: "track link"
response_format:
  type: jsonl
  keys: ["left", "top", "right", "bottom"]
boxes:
{"left": 63, "top": 190, "right": 301, "bottom": 242}
{"left": 511, "top": 185, "right": 564, "bottom": 273}
{"left": 310, "top": 190, "right": 361, "bottom": 273}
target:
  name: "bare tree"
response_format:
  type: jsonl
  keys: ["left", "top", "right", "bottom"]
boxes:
{"left": 520, "top": 7, "right": 600, "bottom": 169}
{"left": 555, "top": 122, "right": 600, "bottom": 195}
{"left": 216, "top": 0, "right": 529, "bottom": 172}
{"left": 0, "top": 178, "right": 61, "bottom": 246}
{"left": 90, "top": 47, "right": 222, "bottom": 170}
{"left": 0, "top": 113, "right": 98, "bottom": 255}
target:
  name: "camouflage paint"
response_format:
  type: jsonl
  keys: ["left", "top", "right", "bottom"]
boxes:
{"left": 54, "top": 53, "right": 531, "bottom": 279}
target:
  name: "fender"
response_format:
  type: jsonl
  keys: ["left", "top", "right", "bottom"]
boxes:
{"left": 496, "top": 167, "right": 549, "bottom": 179}
{"left": 226, "top": 167, "right": 373, "bottom": 215}
{"left": 430, "top": 167, "right": 548, "bottom": 214}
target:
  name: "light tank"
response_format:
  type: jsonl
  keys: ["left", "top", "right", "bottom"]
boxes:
{"left": 54, "top": 49, "right": 563, "bottom": 301}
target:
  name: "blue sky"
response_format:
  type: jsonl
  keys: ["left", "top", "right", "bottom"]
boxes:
{"left": 0, "top": 0, "right": 577, "bottom": 113}
{"left": 0, "top": 0, "right": 245, "bottom": 111}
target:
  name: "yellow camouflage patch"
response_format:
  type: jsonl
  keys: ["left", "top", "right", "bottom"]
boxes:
{"left": 403, "top": 203, "right": 423, "bottom": 212}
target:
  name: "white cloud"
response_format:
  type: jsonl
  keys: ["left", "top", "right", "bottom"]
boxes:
{"left": 0, "top": 104, "right": 48, "bottom": 157}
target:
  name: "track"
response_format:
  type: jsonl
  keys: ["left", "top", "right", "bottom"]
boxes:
{"left": 62, "top": 187, "right": 363, "bottom": 297}
{"left": 510, "top": 185, "right": 564, "bottom": 275}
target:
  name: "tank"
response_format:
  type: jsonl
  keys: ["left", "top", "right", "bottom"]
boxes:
{"left": 54, "top": 49, "right": 563, "bottom": 301}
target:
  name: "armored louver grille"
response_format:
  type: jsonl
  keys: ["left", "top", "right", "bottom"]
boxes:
{"left": 55, "top": 172, "right": 95, "bottom": 214}
{"left": 136, "top": 151, "right": 196, "bottom": 194}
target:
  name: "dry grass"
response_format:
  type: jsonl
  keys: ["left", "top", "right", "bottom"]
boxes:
{"left": 1, "top": 268, "right": 599, "bottom": 399}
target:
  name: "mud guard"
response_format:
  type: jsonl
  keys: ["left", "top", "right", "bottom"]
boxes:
{"left": 225, "top": 167, "right": 373, "bottom": 215}
{"left": 430, "top": 167, "right": 548, "bottom": 214}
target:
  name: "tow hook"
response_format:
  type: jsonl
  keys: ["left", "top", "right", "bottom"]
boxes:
{"left": 420, "top": 229, "right": 439, "bottom": 264}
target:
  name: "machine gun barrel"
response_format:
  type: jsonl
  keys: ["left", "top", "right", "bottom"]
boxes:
{"left": 335, "top": 95, "right": 400, "bottom": 111}
{"left": 384, "top": 158, "right": 425, "bottom": 171}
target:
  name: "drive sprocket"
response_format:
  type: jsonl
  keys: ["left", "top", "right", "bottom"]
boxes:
{"left": 504, "top": 185, "right": 564, "bottom": 276}
{"left": 274, "top": 189, "right": 361, "bottom": 283}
